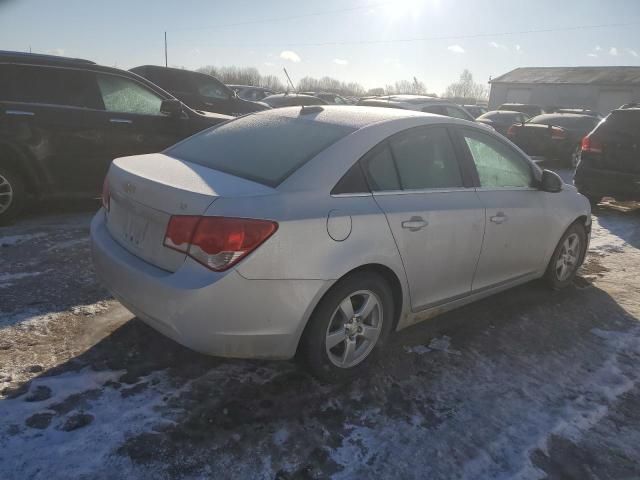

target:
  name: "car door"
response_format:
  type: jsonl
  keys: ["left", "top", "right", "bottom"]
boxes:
{"left": 455, "top": 127, "right": 549, "bottom": 290}
{"left": 363, "top": 126, "right": 485, "bottom": 311}
{"left": 81, "top": 72, "right": 188, "bottom": 193}
{"left": 1, "top": 64, "right": 105, "bottom": 194}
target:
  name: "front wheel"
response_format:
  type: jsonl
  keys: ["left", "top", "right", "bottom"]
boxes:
{"left": 0, "top": 166, "right": 25, "bottom": 226}
{"left": 544, "top": 223, "right": 587, "bottom": 289}
{"left": 299, "top": 271, "right": 394, "bottom": 383}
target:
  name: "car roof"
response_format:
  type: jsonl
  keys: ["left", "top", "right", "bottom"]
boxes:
{"left": 0, "top": 50, "right": 95, "bottom": 66}
{"left": 249, "top": 105, "right": 448, "bottom": 129}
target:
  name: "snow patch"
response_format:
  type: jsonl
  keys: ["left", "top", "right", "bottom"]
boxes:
{"left": 404, "top": 335, "right": 462, "bottom": 356}
{"left": 0, "top": 233, "right": 47, "bottom": 247}
{"left": 0, "top": 271, "right": 46, "bottom": 289}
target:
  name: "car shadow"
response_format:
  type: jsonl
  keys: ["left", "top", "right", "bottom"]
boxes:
{"left": 3, "top": 273, "right": 640, "bottom": 478}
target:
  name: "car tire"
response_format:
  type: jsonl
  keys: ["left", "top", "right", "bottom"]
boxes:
{"left": 0, "top": 166, "right": 25, "bottom": 226}
{"left": 544, "top": 222, "right": 587, "bottom": 289}
{"left": 299, "top": 271, "right": 394, "bottom": 383}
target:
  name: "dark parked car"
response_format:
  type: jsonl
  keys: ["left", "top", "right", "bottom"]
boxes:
{"left": 574, "top": 107, "right": 640, "bottom": 206}
{"left": 476, "top": 110, "right": 530, "bottom": 136}
{"left": 130, "top": 66, "right": 269, "bottom": 116}
{"left": 0, "top": 51, "right": 230, "bottom": 223}
{"left": 261, "top": 93, "right": 328, "bottom": 108}
{"left": 554, "top": 108, "right": 602, "bottom": 118}
{"left": 506, "top": 113, "right": 601, "bottom": 167}
{"left": 498, "top": 103, "right": 545, "bottom": 117}
{"left": 228, "top": 85, "right": 275, "bottom": 102}
{"left": 463, "top": 105, "right": 488, "bottom": 118}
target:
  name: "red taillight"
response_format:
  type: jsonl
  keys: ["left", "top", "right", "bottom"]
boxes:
{"left": 581, "top": 135, "right": 603, "bottom": 153}
{"left": 102, "top": 178, "right": 110, "bottom": 211}
{"left": 507, "top": 124, "right": 517, "bottom": 137}
{"left": 163, "top": 216, "right": 278, "bottom": 271}
{"left": 550, "top": 126, "right": 567, "bottom": 140}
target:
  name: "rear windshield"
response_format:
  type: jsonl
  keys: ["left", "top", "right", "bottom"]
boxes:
{"left": 166, "top": 115, "right": 355, "bottom": 186}
{"left": 597, "top": 110, "right": 640, "bottom": 140}
{"left": 529, "top": 114, "right": 599, "bottom": 130}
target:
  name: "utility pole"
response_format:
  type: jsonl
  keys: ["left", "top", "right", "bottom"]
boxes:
{"left": 164, "top": 31, "right": 168, "bottom": 67}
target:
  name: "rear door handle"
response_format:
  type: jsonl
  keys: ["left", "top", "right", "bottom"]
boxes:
{"left": 401, "top": 217, "right": 428, "bottom": 231}
{"left": 110, "top": 118, "right": 133, "bottom": 124}
{"left": 490, "top": 212, "right": 508, "bottom": 224}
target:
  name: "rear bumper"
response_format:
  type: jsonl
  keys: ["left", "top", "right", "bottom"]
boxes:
{"left": 90, "top": 210, "right": 330, "bottom": 359}
{"left": 574, "top": 165, "right": 640, "bottom": 199}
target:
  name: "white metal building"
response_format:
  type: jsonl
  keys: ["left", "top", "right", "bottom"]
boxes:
{"left": 488, "top": 67, "right": 640, "bottom": 114}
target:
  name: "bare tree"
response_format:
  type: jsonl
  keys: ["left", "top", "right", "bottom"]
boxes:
{"left": 296, "top": 76, "right": 365, "bottom": 96}
{"left": 196, "top": 65, "right": 284, "bottom": 90}
{"left": 444, "top": 69, "right": 488, "bottom": 101}
{"left": 383, "top": 78, "right": 432, "bottom": 95}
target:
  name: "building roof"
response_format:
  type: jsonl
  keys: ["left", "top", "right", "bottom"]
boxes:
{"left": 490, "top": 67, "right": 640, "bottom": 86}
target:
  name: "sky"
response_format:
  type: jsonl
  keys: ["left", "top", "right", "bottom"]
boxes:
{"left": 1, "top": 0, "right": 639, "bottom": 94}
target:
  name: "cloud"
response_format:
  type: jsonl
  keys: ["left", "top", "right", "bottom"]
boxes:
{"left": 333, "top": 58, "right": 348, "bottom": 65}
{"left": 595, "top": 45, "right": 603, "bottom": 52}
{"left": 609, "top": 47, "right": 618, "bottom": 56}
{"left": 587, "top": 53, "right": 598, "bottom": 58}
{"left": 626, "top": 48, "right": 639, "bottom": 57}
{"left": 515, "top": 44, "right": 522, "bottom": 53}
{"left": 447, "top": 45, "right": 465, "bottom": 54}
{"left": 263, "top": 61, "right": 275, "bottom": 67}
{"left": 489, "top": 41, "right": 507, "bottom": 50}
{"left": 279, "top": 50, "right": 301, "bottom": 63}
{"left": 48, "top": 48, "right": 65, "bottom": 56}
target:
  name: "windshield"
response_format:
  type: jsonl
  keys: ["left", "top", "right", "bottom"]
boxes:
{"left": 166, "top": 115, "right": 355, "bottom": 186}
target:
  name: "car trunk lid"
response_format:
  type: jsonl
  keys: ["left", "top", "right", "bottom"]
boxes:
{"left": 105, "top": 153, "right": 275, "bottom": 272}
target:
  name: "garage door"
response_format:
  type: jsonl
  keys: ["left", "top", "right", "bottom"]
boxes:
{"left": 506, "top": 88, "right": 532, "bottom": 103}
{"left": 597, "top": 90, "right": 632, "bottom": 115}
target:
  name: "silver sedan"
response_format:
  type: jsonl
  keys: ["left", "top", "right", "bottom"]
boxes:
{"left": 91, "top": 106, "right": 591, "bottom": 381}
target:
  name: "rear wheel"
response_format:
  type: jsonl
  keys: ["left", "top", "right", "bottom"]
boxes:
{"left": 0, "top": 166, "right": 25, "bottom": 225}
{"left": 299, "top": 271, "right": 394, "bottom": 383}
{"left": 545, "top": 223, "right": 587, "bottom": 289}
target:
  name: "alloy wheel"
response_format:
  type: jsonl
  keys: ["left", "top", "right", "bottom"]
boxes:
{"left": 325, "top": 289, "right": 383, "bottom": 368}
{"left": 555, "top": 233, "right": 580, "bottom": 281}
{"left": 0, "top": 173, "right": 14, "bottom": 215}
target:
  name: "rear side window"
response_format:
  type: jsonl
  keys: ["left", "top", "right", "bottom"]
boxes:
{"left": 10, "top": 65, "right": 103, "bottom": 109}
{"left": 191, "top": 74, "right": 230, "bottom": 100}
{"left": 167, "top": 115, "right": 355, "bottom": 187}
{"left": 421, "top": 105, "right": 445, "bottom": 115}
{"left": 444, "top": 106, "right": 473, "bottom": 121}
{"left": 364, "top": 127, "right": 463, "bottom": 191}
{"left": 96, "top": 74, "right": 163, "bottom": 115}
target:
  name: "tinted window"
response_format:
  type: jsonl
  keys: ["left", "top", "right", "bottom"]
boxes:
{"left": 97, "top": 74, "right": 163, "bottom": 115}
{"left": 462, "top": 129, "right": 532, "bottom": 188}
{"left": 191, "top": 74, "right": 230, "bottom": 100}
{"left": 479, "top": 111, "right": 521, "bottom": 122}
{"left": 365, "top": 145, "right": 400, "bottom": 191}
{"left": 529, "top": 114, "right": 599, "bottom": 130}
{"left": 167, "top": 115, "right": 354, "bottom": 187}
{"left": 390, "top": 127, "right": 463, "bottom": 190}
{"left": 421, "top": 105, "right": 445, "bottom": 115}
{"left": 147, "top": 68, "right": 192, "bottom": 92}
{"left": 445, "top": 106, "right": 473, "bottom": 121}
{"left": 11, "top": 65, "right": 102, "bottom": 108}
{"left": 331, "top": 163, "right": 369, "bottom": 195}
{"left": 597, "top": 110, "right": 640, "bottom": 141}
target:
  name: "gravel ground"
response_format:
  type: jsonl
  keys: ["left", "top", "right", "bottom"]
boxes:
{"left": 1, "top": 187, "right": 639, "bottom": 479}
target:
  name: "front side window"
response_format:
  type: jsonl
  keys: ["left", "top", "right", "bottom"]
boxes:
{"left": 364, "top": 127, "right": 463, "bottom": 191}
{"left": 462, "top": 129, "right": 532, "bottom": 188}
{"left": 96, "top": 74, "right": 163, "bottom": 115}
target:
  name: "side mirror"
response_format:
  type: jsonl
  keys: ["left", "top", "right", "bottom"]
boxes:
{"left": 540, "top": 169, "right": 563, "bottom": 193}
{"left": 160, "top": 99, "right": 184, "bottom": 117}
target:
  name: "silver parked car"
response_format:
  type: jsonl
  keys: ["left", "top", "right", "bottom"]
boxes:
{"left": 91, "top": 106, "right": 591, "bottom": 381}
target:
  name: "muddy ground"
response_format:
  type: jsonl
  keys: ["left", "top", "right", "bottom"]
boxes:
{"left": 1, "top": 184, "right": 639, "bottom": 479}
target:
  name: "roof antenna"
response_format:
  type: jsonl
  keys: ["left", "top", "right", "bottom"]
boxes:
{"left": 283, "top": 67, "right": 296, "bottom": 95}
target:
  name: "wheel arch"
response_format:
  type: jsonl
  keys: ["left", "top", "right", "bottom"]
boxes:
{"left": 295, "top": 262, "right": 406, "bottom": 357}
{"left": 0, "top": 142, "right": 39, "bottom": 194}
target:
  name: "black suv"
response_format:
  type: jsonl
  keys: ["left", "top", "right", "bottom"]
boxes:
{"left": 0, "top": 51, "right": 231, "bottom": 223}
{"left": 130, "top": 66, "right": 270, "bottom": 116}
{"left": 574, "top": 107, "right": 640, "bottom": 206}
